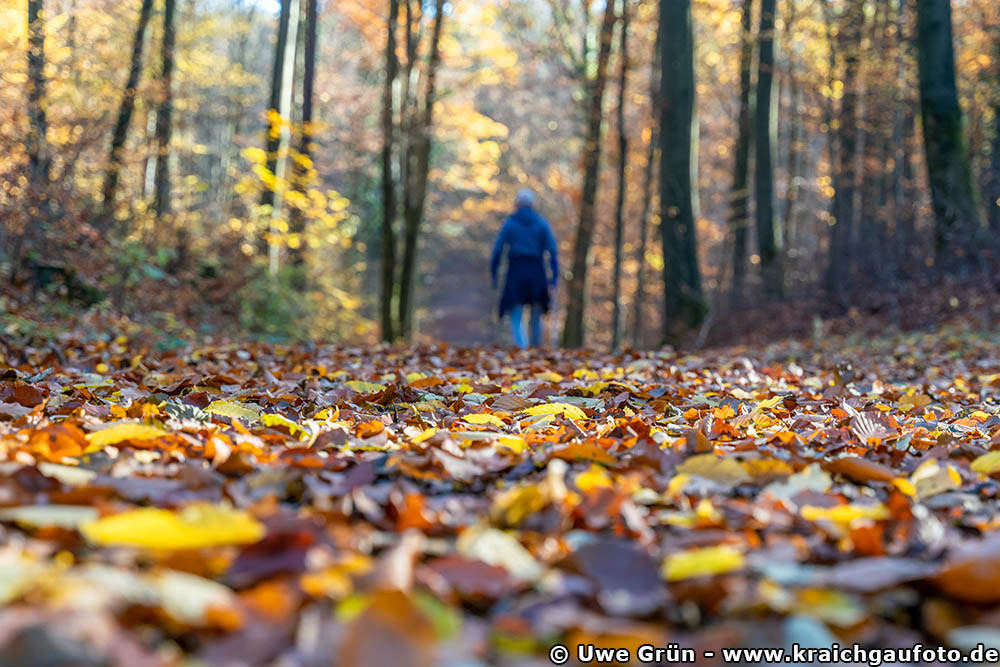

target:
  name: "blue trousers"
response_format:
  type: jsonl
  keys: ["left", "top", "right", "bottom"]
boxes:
{"left": 511, "top": 303, "right": 543, "bottom": 348}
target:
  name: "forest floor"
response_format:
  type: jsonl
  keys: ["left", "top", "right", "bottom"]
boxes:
{"left": 0, "top": 291, "right": 999, "bottom": 666}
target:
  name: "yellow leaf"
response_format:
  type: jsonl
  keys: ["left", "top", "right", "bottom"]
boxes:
{"left": 496, "top": 436, "right": 527, "bottom": 454}
{"left": 261, "top": 413, "right": 305, "bottom": 438}
{"left": 662, "top": 545, "right": 744, "bottom": 581}
{"left": 741, "top": 458, "right": 794, "bottom": 480}
{"left": 972, "top": 451, "right": 1000, "bottom": 475}
{"left": 753, "top": 395, "right": 784, "bottom": 412}
{"left": 81, "top": 503, "right": 265, "bottom": 550}
{"left": 534, "top": 371, "right": 564, "bottom": 382}
{"left": 346, "top": 380, "right": 386, "bottom": 394}
{"left": 892, "top": 477, "right": 917, "bottom": 497}
{"left": 800, "top": 503, "right": 889, "bottom": 525}
{"left": 412, "top": 427, "right": 437, "bottom": 443}
{"left": 910, "top": 458, "right": 961, "bottom": 499}
{"left": 300, "top": 554, "right": 372, "bottom": 599}
{"left": 675, "top": 454, "right": 750, "bottom": 486}
{"left": 491, "top": 484, "right": 547, "bottom": 526}
{"left": 897, "top": 392, "right": 932, "bottom": 413}
{"left": 205, "top": 400, "right": 261, "bottom": 421}
{"left": 665, "top": 473, "right": 693, "bottom": 499}
{"left": 455, "top": 383, "right": 474, "bottom": 394}
{"left": 575, "top": 464, "right": 613, "bottom": 493}
{"left": 86, "top": 423, "right": 168, "bottom": 446}
{"left": 462, "top": 413, "right": 505, "bottom": 428}
{"left": 580, "top": 380, "right": 635, "bottom": 397}
{"left": 521, "top": 402, "right": 587, "bottom": 421}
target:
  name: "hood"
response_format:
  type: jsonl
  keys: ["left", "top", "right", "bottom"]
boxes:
{"left": 511, "top": 207, "right": 538, "bottom": 224}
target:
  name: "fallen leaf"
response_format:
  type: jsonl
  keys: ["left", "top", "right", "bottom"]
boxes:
{"left": 81, "top": 504, "right": 265, "bottom": 550}
{"left": 662, "top": 545, "right": 744, "bottom": 582}
{"left": 521, "top": 402, "right": 587, "bottom": 420}
{"left": 85, "top": 422, "right": 168, "bottom": 446}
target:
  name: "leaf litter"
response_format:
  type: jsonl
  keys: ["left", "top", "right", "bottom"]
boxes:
{"left": 0, "top": 327, "right": 998, "bottom": 664}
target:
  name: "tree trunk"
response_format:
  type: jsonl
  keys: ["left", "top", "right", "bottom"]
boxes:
{"left": 380, "top": 0, "right": 399, "bottom": 342}
{"left": 629, "top": 29, "right": 659, "bottom": 349}
{"left": 858, "top": 3, "right": 880, "bottom": 281}
{"left": 729, "top": 0, "right": 754, "bottom": 307}
{"left": 398, "top": 0, "right": 418, "bottom": 229}
{"left": 397, "top": 0, "right": 445, "bottom": 340}
{"left": 262, "top": 0, "right": 294, "bottom": 214}
{"left": 267, "top": 0, "right": 301, "bottom": 277}
{"left": 754, "top": 0, "right": 783, "bottom": 299}
{"left": 825, "top": 0, "right": 862, "bottom": 297}
{"left": 915, "top": 0, "right": 985, "bottom": 266}
{"left": 659, "top": 0, "right": 705, "bottom": 339}
{"left": 890, "top": 0, "right": 910, "bottom": 271}
{"left": 103, "top": 0, "right": 155, "bottom": 214}
{"left": 561, "top": 0, "right": 618, "bottom": 348}
{"left": 611, "top": 0, "right": 629, "bottom": 351}
{"left": 781, "top": 0, "right": 802, "bottom": 263}
{"left": 27, "top": 0, "right": 50, "bottom": 192}
{"left": 289, "top": 0, "right": 317, "bottom": 287}
{"left": 153, "top": 0, "right": 176, "bottom": 220}
{"left": 989, "top": 41, "right": 1000, "bottom": 235}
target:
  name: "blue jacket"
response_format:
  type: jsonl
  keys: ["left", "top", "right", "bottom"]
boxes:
{"left": 490, "top": 206, "right": 559, "bottom": 285}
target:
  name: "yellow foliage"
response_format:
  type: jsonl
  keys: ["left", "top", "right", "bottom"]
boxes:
{"left": 800, "top": 503, "right": 889, "bottom": 525}
{"left": 496, "top": 436, "right": 527, "bottom": 454}
{"left": 81, "top": 504, "right": 265, "bottom": 550}
{"left": 675, "top": 454, "right": 750, "bottom": 486}
{"left": 346, "top": 381, "right": 386, "bottom": 393}
{"left": 261, "top": 413, "right": 306, "bottom": 438}
{"left": 205, "top": 400, "right": 261, "bottom": 421}
{"left": 971, "top": 451, "right": 1000, "bottom": 475}
{"left": 492, "top": 484, "right": 547, "bottom": 525}
{"left": 412, "top": 428, "right": 437, "bottom": 443}
{"left": 86, "top": 423, "right": 168, "bottom": 446}
{"left": 461, "top": 413, "right": 505, "bottom": 428}
{"left": 662, "top": 545, "right": 744, "bottom": 581}
{"left": 575, "top": 464, "right": 613, "bottom": 493}
{"left": 521, "top": 402, "right": 587, "bottom": 421}
{"left": 897, "top": 392, "right": 932, "bottom": 413}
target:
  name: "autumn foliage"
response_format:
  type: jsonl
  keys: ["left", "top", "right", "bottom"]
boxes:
{"left": 0, "top": 300, "right": 999, "bottom": 663}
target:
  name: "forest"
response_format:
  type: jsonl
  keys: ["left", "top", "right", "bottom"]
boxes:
{"left": 1, "top": 0, "right": 1000, "bottom": 665}
{"left": 2, "top": 0, "right": 997, "bottom": 347}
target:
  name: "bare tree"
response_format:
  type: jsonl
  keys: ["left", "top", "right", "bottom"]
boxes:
{"left": 27, "top": 0, "right": 51, "bottom": 192}
{"left": 289, "top": 0, "right": 318, "bottom": 286}
{"left": 380, "top": 0, "right": 400, "bottom": 342}
{"left": 755, "top": 0, "right": 783, "bottom": 298}
{"left": 397, "top": 0, "right": 446, "bottom": 340}
{"left": 629, "top": 31, "right": 659, "bottom": 349}
{"left": 611, "top": 0, "right": 630, "bottom": 351}
{"left": 561, "top": 0, "right": 618, "bottom": 348}
{"left": 153, "top": 0, "right": 177, "bottom": 222}
{"left": 103, "top": 0, "right": 155, "bottom": 214}
{"left": 261, "top": 0, "right": 295, "bottom": 215}
{"left": 729, "top": 0, "right": 754, "bottom": 306}
{"left": 825, "top": 0, "right": 862, "bottom": 297}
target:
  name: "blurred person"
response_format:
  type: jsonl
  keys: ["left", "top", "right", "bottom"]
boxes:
{"left": 490, "top": 188, "right": 559, "bottom": 348}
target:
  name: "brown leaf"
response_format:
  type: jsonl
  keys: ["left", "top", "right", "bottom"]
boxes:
{"left": 340, "top": 590, "right": 436, "bottom": 667}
